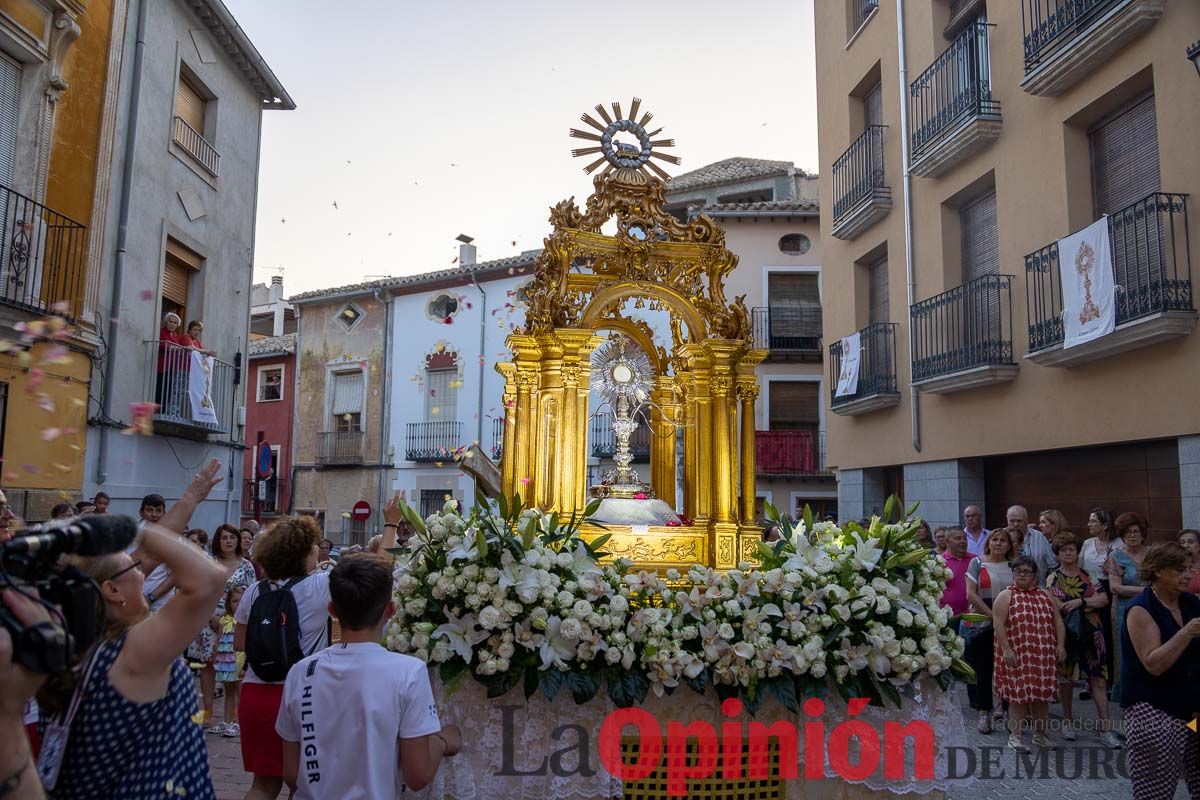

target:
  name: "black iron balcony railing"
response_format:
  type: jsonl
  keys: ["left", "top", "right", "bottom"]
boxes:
{"left": 143, "top": 340, "right": 234, "bottom": 435}
{"left": 851, "top": 0, "right": 880, "bottom": 35}
{"left": 1021, "top": 0, "right": 1126, "bottom": 73}
{"left": 491, "top": 417, "right": 505, "bottom": 460}
{"left": 242, "top": 475, "right": 287, "bottom": 516}
{"left": 751, "top": 306, "right": 823, "bottom": 356}
{"left": 832, "top": 126, "right": 888, "bottom": 225}
{"left": 590, "top": 412, "right": 651, "bottom": 462}
{"left": 757, "top": 430, "right": 832, "bottom": 478}
{"left": 316, "top": 431, "right": 365, "bottom": 465}
{"left": 911, "top": 274, "right": 1014, "bottom": 381}
{"left": 172, "top": 116, "right": 220, "bottom": 176}
{"left": 0, "top": 184, "right": 87, "bottom": 322}
{"left": 406, "top": 420, "right": 463, "bottom": 462}
{"left": 828, "top": 322, "right": 899, "bottom": 408}
{"left": 1025, "top": 192, "right": 1192, "bottom": 352}
{"left": 910, "top": 21, "right": 999, "bottom": 163}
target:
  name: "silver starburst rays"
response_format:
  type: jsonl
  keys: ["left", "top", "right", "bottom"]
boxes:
{"left": 569, "top": 98, "right": 681, "bottom": 180}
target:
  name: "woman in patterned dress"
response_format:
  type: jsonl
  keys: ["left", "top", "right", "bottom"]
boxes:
{"left": 203, "top": 524, "right": 257, "bottom": 736}
{"left": 993, "top": 555, "right": 1065, "bottom": 752}
{"left": 1107, "top": 512, "right": 1149, "bottom": 702}
{"left": 1045, "top": 532, "right": 1119, "bottom": 747}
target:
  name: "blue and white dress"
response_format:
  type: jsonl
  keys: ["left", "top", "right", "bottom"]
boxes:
{"left": 48, "top": 633, "right": 214, "bottom": 799}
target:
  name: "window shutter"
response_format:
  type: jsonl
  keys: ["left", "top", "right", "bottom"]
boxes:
{"left": 868, "top": 257, "right": 890, "bottom": 324}
{"left": 767, "top": 273, "right": 821, "bottom": 339}
{"left": 1090, "top": 94, "right": 1160, "bottom": 216}
{"left": 331, "top": 371, "right": 364, "bottom": 415}
{"left": 175, "top": 76, "right": 205, "bottom": 132}
{"left": 961, "top": 190, "right": 999, "bottom": 282}
{"left": 864, "top": 83, "right": 883, "bottom": 130}
{"left": 0, "top": 54, "right": 20, "bottom": 188}
{"left": 162, "top": 256, "right": 190, "bottom": 308}
{"left": 768, "top": 381, "right": 820, "bottom": 429}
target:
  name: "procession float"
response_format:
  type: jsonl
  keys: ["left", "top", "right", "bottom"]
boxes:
{"left": 387, "top": 99, "right": 973, "bottom": 799}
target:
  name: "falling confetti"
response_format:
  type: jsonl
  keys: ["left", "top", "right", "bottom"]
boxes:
{"left": 37, "top": 395, "right": 54, "bottom": 413}
{"left": 40, "top": 344, "right": 71, "bottom": 365}
{"left": 519, "top": 476, "right": 531, "bottom": 486}
{"left": 51, "top": 300, "right": 70, "bottom": 314}
{"left": 41, "top": 428, "right": 62, "bottom": 442}
{"left": 139, "top": 289, "right": 155, "bottom": 301}
{"left": 332, "top": 201, "right": 339, "bottom": 210}
{"left": 451, "top": 257, "right": 458, "bottom": 264}
{"left": 122, "top": 402, "right": 158, "bottom": 436}
{"left": 431, "top": 406, "right": 440, "bottom": 415}
{"left": 52, "top": 463, "right": 71, "bottom": 473}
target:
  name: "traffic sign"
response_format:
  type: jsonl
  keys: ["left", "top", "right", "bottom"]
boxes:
{"left": 351, "top": 500, "right": 372, "bottom": 521}
{"left": 257, "top": 442, "right": 273, "bottom": 478}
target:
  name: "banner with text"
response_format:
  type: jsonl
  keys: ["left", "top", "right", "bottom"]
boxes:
{"left": 189, "top": 351, "right": 219, "bottom": 426}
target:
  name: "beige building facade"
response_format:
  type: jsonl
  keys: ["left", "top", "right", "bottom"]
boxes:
{"left": 666, "top": 159, "right": 837, "bottom": 521}
{"left": 816, "top": 0, "right": 1200, "bottom": 537}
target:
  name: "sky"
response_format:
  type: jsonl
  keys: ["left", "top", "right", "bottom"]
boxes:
{"left": 226, "top": 0, "right": 819, "bottom": 297}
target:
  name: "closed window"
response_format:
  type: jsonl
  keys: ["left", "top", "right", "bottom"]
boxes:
{"left": 868, "top": 257, "right": 889, "bottom": 324}
{"left": 257, "top": 366, "right": 284, "bottom": 402}
{"left": 331, "top": 370, "right": 363, "bottom": 432}
{"left": 1090, "top": 94, "right": 1160, "bottom": 217}
{"left": 767, "top": 272, "right": 822, "bottom": 343}
{"left": 427, "top": 294, "right": 459, "bottom": 321}
{"left": 864, "top": 82, "right": 883, "bottom": 130}
{"left": 419, "top": 489, "right": 447, "bottom": 519}
{"left": 425, "top": 368, "right": 458, "bottom": 420}
{"left": 175, "top": 74, "right": 206, "bottom": 132}
{"left": 960, "top": 190, "right": 999, "bottom": 283}
{"left": 768, "top": 381, "right": 820, "bottom": 435}
{"left": 778, "top": 234, "right": 812, "bottom": 256}
{"left": 0, "top": 53, "right": 21, "bottom": 188}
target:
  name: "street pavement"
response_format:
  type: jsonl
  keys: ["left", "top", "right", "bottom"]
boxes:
{"left": 202, "top": 684, "right": 1190, "bottom": 799}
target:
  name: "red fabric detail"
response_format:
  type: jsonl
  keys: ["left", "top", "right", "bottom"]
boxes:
{"left": 239, "top": 682, "right": 286, "bottom": 776}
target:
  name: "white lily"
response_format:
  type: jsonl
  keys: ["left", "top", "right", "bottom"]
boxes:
{"left": 569, "top": 541, "right": 602, "bottom": 576}
{"left": 431, "top": 611, "right": 488, "bottom": 662}
{"left": 446, "top": 535, "right": 480, "bottom": 565}
{"left": 538, "top": 616, "right": 577, "bottom": 670}
{"left": 848, "top": 532, "right": 884, "bottom": 572}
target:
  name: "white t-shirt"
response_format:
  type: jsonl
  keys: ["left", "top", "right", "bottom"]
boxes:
{"left": 234, "top": 571, "right": 332, "bottom": 684}
{"left": 275, "top": 642, "right": 441, "bottom": 799}
{"left": 142, "top": 564, "right": 173, "bottom": 612}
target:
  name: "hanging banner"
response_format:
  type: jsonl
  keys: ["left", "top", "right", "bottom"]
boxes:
{"left": 189, "top": 351, "right": 219, "bottom": 426}
{"left": 835, "top": 332, "right": 861, "bottom": 398}
{"left": 1059, "top": 217, "right": 1115, "bottom": 349}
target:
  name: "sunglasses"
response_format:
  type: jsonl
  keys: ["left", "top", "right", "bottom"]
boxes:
{"left": 108, "top": 559, "right": 143, "bottom": 581}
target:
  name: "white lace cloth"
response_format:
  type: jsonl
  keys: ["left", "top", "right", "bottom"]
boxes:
{"left": 406, "top": 675, "right": 972, "bottom": 799}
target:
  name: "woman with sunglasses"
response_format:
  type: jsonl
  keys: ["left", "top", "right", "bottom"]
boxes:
{"left": 39, "top": 460, "right": 227, "bottom": 799}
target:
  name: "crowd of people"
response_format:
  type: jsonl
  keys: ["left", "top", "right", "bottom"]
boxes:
{"left": 934, "top": 504, "right": 1200, "bottom": 797}
{"left": 2, "top": 483, "right": 1199, "bottom": 799}
{"left": 0, "top": 473, "right": 457, "bottom": 800}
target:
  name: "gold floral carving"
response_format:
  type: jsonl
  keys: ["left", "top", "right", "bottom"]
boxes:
{"left": 603, "top": 535, "right": 701, "bottom": 564}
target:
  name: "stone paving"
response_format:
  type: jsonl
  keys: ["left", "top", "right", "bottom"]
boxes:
{"left": 202, "top": 685, "right": 1192, "bottom": 799}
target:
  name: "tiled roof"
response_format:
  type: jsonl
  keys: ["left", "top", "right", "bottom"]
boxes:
{"left": 183, "top": 1, "right": 294, "bottom": 110}
{"left": 666, "top": 157, "right": 795, "bottom": 192}
{"left": 248, "top": 332, "right": 296, "bottom": 357}
{"left": 699, "top": 199, "right": 819, "bottom": 216}
{"left": 289, "top": 250, "right": 541, "bottom": 304}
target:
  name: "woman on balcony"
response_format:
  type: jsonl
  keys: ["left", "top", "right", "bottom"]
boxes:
{"left": 181, "top": 319, "right": 216, "bottom": 357}
{"left": 156, "top": 312, "right": 186, "bottom": 416}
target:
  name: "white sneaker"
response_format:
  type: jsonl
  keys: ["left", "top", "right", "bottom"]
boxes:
{"left": 1100, "top": 731, "right": 1122, "bottom": 748}
{"left": 1008, "top": 735, "right": 1028, "bottom": 752}
{"left": 1062, "top": 723, "right": 1077, "bottom": 741}
{"left": 1032, "top": 733, "right": 1052, "bottom": 749}
{"left": 206, "top": 722, "right": 226, "bottom": 736}
{"left": 221, "top": 722, "right": 240, "bottom": 738}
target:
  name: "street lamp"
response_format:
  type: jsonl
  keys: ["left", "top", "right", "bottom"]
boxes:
{"left": 1189, "top": 41, "right": 1200, "bottom": 79}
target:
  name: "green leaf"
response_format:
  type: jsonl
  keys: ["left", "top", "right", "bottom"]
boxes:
{"left": 802, "top": 504, "right": 814, "bottom": 533}
{"left": 685, "top": 667, "right": 710, "bottom": 695}
{"left": 512, "top": 493, "right": 523, "bottom": 518}
{"left": 438, "top": 659, "right": 468, "bottom": 685}
{"left": 521, "top": 518, "right": 537, "bottom": 550}
{"left": 871, "top": 674, "right": 902, "bottom": 710}
{"left": 540, "top": 669, "right": 565, "bottom": 701}
{"left": 883, "top": 495, "right": 897, "bottom": 523}
{"left": 475, "top": 485, "right": 489, "bottom": 513}
{"left": 523, "top": 666, "right": 539, "bottom": 700}
{"left": 767, "top": 675, "right": 798, "bottom": 712}
{"left": 399, "top": 501, "right": 427, "bottom": 535}
{"left": 935, "top": 671, "right": 953, "bottom": 692}
{"left": 606, "top": 670, "right": 649, "bottom": 708}
{"left": 714, "top": 683, "right": 739, "bottom": 703}
{"left": 475, "top": 529, "right": 489, "bottom": 560}
{"left": 565, "top": 670, "right": 599, "bottom": 705}
{"left": 589, "top": 532, "right": 612, "bottom": 552}
{"left": 480, "top": 667, "right": 523, "bottom": 699}
{"left": 498, "top": 493, "right": 510, "bottom": 520}
{"left": 905, "top": 501, "right": 921, "bottom": 519}
{"left": 385, "top": 546, "right": 406, "bottom": 556}
{"left": 764, "top": 503, "right": 781, "bottom": 523}
{"left": 547, "top": 511, "right": 560, "bottom": 538}
{"left": 583, "top": 498, "right": 602, "bottom": 519}
{"left": 743, "top": 682, "right": 764, "bottom": 716}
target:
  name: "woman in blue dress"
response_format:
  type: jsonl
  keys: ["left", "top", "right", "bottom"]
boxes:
{"left": 1107, "top": 511, "right": 1149, "bottom": 702}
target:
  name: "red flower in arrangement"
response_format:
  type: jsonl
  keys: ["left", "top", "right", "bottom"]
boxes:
{"left": 444, "top": 316, "right": 454, "bottom": 324}
{"left": 666, "top": 519, "right": 681, "bottom": 527}
{"left": 635, "top": 492, "right": 647, "bottom": 500}
{"left": 679, "top": 516, "right": 693, "bottom": 527}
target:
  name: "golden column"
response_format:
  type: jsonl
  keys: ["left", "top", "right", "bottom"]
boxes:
{"left": 678, "top": 344, "right": 712, "bottom": 524}
{"left": 554, "top": 329, "right": 602, "bottom": 516}
{"left": 496, "top": 363, "right": 518, "bottom": 492}
{"left": 648, "top": 376, "right": 679, "bottom": 508}
{"left": 704, "top": 341, "right": 742, "bottom": 525}
{"left": 504, "top": 335, "right": 542, "bottom": 500}
{"left": 736, "top": 381, "right": 760, "bottom": 526}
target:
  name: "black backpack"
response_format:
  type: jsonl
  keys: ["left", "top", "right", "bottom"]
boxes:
{"left": 244, "top": 576, "right": 309, "bottom": 682}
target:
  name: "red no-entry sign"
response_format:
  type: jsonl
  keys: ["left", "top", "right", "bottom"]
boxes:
{"left": 351, "top": 500, "right": 372, "bottom": 521}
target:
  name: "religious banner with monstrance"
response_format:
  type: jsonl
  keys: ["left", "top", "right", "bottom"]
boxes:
{"left": 1058, "top": 216, "right": 1115, "bottom": 349}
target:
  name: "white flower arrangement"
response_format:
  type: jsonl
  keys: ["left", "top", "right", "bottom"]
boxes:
{"left": 384, "top": 495, "right": 974, "bottom": 711}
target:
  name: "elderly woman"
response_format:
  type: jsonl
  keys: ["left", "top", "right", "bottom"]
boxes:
{"left": 1108, "top": 512, "right": 1150, "bottom": 699}
{"left": 1180, "top": 529, "right": 1200, "bottom": 594}
{"left": 1121, "top": 542, "right": 1200, "bottom": 799}
{"left": 180, "top": 319, "right": 216, "bottom": 357}
{"left": 1046, "top": 532, "right": 1118, "bottom": 746}
{"left": 156, "top": 311, "right": 186, "bottom": 414}
{"left": 963, "top": 527, "right": 1017, "bottom": 733}
{"left": 993, "top": 555, "right": 1065, "bottom": 752}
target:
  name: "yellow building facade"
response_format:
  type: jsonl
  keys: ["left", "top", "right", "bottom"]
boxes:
{"left": 0, "top": 0, "right": 123, "bottom": 519}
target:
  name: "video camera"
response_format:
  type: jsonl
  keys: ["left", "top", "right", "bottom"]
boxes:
{"left": 0, "top": 514, "right": 138, "bottom": 673}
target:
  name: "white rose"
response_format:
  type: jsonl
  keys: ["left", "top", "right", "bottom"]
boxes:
{"left": 559, "top": 617, "right": 583, "bottom": 640}
{"left": 573, "top": 599, "right": 593, "bottom": 619}
{"left": 498, "top": 641, "right": 515, "bottom": 659}
{"left": 430, "top": 640, "right": 453, "bottom": 662}
{"left": 478, "top": 606, "right": 502, "bottom": 630}
{"left": 875, "top": 597, "right": 891, "bottom": 615}
{"left": 463, "top": 565, "right": 480, "bottom": 579}
{"left": 896, "top": 609, "right": 914, "bottom": 628}
{"left": 404, "top": 599, "right": 426, "bottom": 617}
{"left": 412, "top": 632, "right": 430, "bottom": 650}
{"left": 556, "top": 591, "right": 574, "bottom": 608}
{"left": 609, "top": 595, "right": 629, "bottom": 614}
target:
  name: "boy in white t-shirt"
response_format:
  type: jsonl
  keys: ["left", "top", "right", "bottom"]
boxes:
{"left": 276, "top": 554, "right": 461, "bottom": 797}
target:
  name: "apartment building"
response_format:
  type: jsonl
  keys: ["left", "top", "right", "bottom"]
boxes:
{"left": 816, "top": 0, "right": 1199, "bottom": 536}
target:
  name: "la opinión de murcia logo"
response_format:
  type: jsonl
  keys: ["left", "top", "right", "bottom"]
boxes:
{"left": 499, "top": 697, "right": 936, "bottom": 797}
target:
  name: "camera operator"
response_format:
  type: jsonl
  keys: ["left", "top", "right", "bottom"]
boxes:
{"left": 1, "top": 589, "right": 52, "bottom": 800}
{"left": 38, "top": 459, "right": 226, "bottom": 799}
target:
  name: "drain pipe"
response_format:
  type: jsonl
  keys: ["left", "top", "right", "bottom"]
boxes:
{"left": 97, "top": 0, "right": 149, "bottom": 484}
{"left": 374, "top": 289, "right": 393, "bottom": 520}
{"left": 469, "top": 270, "right": 487, "bottom": 451}
{"left": 896, "top": 0, "right": 921, "bottom": 453}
